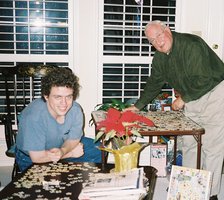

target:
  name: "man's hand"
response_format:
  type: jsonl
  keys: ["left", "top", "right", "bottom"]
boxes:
{"left": 172, "top": 96, "right": 185, "bottom": 111}
{"left": 47, "top": 148, "right": 63, "bottom": 163}
{"left": 29, "top": 139, "right": 83, "bottom": 163}
{"left": 48, "top": 141, "right": 84, "bottom": 161}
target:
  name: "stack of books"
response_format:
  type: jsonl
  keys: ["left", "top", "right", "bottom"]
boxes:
{"left": 78, "top": 168, "right": 147, "bottom": 200}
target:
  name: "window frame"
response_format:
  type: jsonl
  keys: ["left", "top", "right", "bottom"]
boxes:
{"left": 97, "top": 0, "right": 178, "bottom": 106}
{"left": 0, "top": 0, "right": 74, "bottom": 65}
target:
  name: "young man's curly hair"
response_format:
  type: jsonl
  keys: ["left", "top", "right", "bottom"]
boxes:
{"left": 41, "top": 67, "right": 80, "bottom": 100}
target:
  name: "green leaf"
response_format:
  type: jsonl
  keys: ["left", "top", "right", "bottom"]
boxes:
{"left": 111, "top": 99, "right": 126, "bottom": 111}
{"left": 111, "top": 99, "right": 122, "bottom": 105}
{"left": 112, "top": 137, "right": 125, "bottom": 149}
{"left": 95, "top": 103, "right": 111, "bottom": 111}
{"left": 131, "top": 129, "right": 143, "bottom": 138}
{"left": 94, "top": 131, "right": 105, "bottom": 142}
{"left": 94, "top": 98, "right": 132, "bottom": 112}
{"left": 104, "top": 130, "right": 116, "bottom": 141}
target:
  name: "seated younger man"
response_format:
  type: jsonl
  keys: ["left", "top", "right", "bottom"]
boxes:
{"left": 15, "top": 67, "right": 101, "bottom": 172}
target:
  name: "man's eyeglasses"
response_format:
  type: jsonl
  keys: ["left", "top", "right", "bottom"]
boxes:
{"left": 148, "top": 27, "right": 166, "bottom": 44}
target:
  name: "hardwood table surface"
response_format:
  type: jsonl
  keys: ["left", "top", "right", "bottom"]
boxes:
{"left": 0, "top": 161, "right": 157, "bottom": 200}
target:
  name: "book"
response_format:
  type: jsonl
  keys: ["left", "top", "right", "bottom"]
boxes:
{"left": 150, "top": 144, "right": 167, "bottom": 177}
{"left": 78, "top": 168, "right": 147, "bottom": 200}
{"left": 167, "top": 165, "right": 212, "bottom": 200}
{"left": 79, "top": 192, "right": 146, "bottom": 200}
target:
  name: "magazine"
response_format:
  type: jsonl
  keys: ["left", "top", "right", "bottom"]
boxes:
{"left": 150, "top": 144, "right": 167, "bottom": 177}
{"left": 167, "top": 165, "right": 212, "bottom": 200}
{"left": 78, "top": 168, "right": 147, "bottom": 200}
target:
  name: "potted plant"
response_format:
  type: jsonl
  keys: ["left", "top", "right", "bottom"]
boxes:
{"left": 94, "top": 107, "right": 155, "bottom": 172}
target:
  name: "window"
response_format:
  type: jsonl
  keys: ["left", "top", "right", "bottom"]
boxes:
{"left": 0, "top": 0, "right": 69, "bottom": 55}
{"left": 0, "top": 0, "right": 71, "bottom": 121}
{"left": 99, "top": 0, "right": 176, "bottom": 105}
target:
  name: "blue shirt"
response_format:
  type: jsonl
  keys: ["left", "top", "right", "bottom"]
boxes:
{"left": 16, "top": 98, "right": 83, "bottom": 154}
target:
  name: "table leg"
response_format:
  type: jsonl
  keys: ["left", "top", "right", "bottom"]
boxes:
{"left": 102, "top": 151, "right": 106, "bottom": 164}
{"left": 149, "top": 136, "right": 152, "bottom": 143}
{"left": 192, "top": 134, "right": 202, "bottom": 169}
{"left": 101, "top": 137, "right": 107, "bottom": 165}
{"left": 197, "top": 135, "right": 202, "bottom": 169}
{"left": 173, "top": 136, "right": 177, "bottom": 165}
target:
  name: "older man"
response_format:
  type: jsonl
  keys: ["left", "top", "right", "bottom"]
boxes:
{"left": 125, "top": 20, "right": 224, "bottom": 200}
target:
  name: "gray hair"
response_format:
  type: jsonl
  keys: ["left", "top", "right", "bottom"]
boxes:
{"left": 144, "top": 20, "right": 166, "bottom": 35}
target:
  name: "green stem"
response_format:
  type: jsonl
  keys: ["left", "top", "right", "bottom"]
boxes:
{"left": 113, "top": 137, "right": 121, "bottom": 149}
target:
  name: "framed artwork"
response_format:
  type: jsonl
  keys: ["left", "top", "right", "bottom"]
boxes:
{"left": 167, "top": 165, "right": 212, "bottom": 200}
{"left": 150, "top": 144, "right": 167, "bottom": 177}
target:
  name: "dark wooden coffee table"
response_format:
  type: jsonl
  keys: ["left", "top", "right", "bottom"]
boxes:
{"left": 0, "top": 162, "right": 157, "bottom": 200}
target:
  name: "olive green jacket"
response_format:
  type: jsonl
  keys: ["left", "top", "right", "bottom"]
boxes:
{"left": 135, "top": 31, "right": 224, "bottom": 110}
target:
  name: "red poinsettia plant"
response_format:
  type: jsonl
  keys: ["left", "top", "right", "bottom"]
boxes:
{"left": 94, "top": 108, "right": 155, "bottom": 149}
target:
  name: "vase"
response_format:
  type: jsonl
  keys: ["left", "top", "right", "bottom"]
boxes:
{"left": 100, "top": 142, "right": 146, "bottom": 172}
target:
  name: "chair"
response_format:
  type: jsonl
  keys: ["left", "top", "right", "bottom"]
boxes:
{"left": 0, "top": 67, "right": 20, "bottom": 179}
{"left": 0, "top": 65, "right": 55, "bottom": 179}
{"left": 0, "top": 114, "right": 19, "bottom": 179}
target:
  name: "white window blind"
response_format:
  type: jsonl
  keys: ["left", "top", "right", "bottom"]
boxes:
{"left": 0, "top": 0, "right": 69, "bottom": 55}
{"left": 100, "top": 0, "right": 176, "bottom": 105}
{"left": 0, "top": 0, "right": 71, "bottom": 122}
{"left": 103, "top": 63, "right": 150, "bottom": 103}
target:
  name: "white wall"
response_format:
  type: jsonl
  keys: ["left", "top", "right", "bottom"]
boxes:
{"left": 74, "top": 0, "right": 100, "bottom": 138}
{"left": 177, "top": 0, "right": 224, "bottom": 59}
{"left": 176, "top": 0, "right": 207, "bottom": 34}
